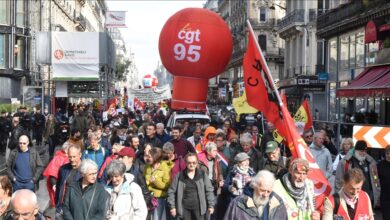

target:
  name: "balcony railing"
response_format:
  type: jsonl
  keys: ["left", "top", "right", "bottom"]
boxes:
{"left": 317, "top": 0, "right": 365, "bottom": 30}
{"left": 278, "top": 9, "right": 304, "bottom": 30}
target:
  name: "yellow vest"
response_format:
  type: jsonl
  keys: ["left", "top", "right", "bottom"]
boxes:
{"left": 273, "top": 179, "right": 314, "bottom": 220}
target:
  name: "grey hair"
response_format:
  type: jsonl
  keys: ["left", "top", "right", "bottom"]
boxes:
{"left": 205, "top": 142, "right": 217, "bottom": 152}
{"left": 79, "top": 159, "right": 98, "bottom": 174}
{"left": 250, "top": 170, "right": 276, "bottom": 188}
{"left": 156, "top": 123, "right": 164, "bottom": 129}
{"left": 11, "top": 189, "right": 38, "bottom": 207}
{"left": 240, "top": 133, "right": 252, "bottom": 145}
{"left": 106, "top": 160, "right": 126, "bottom": 178}
{"left": 162, "top": 142, "right": 175, "bottom": 153}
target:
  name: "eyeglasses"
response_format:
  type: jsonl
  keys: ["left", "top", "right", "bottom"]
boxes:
{"left": 11, "top": 210, "right": 35, "bottom": 219}
{"left": 304, "top": 135, "right": 313, "bottom": 138}
{"left": 186, "top": 162, "right": 197, "bottom": 165}
{"left": 19, "top": 142, "right": 28, "bottom": 145}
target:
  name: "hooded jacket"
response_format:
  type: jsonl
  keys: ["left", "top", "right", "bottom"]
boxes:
{"left": 105, "top": 173, "right": 148, "bottom": 220}
{"left": 195, "top": 126, "right": 216, "bottom": 153}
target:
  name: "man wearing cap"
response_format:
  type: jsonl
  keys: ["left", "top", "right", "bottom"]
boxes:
{"left": 309, "top": 132, "right": 333, "bottom": 179}
{"left": 117, "top": 147, "right": 152, "bottom": 208}
{"left": 223, "top": 152, "right": 256, "bottom": 198}
{"left": 259, "top": 141, "right": 288, "bottom": 179}
{"left": 335, "top": 140, "right": 380, "bottom": 207}
{"left": 273, "top": 158, "right": 320, "bottom": 220}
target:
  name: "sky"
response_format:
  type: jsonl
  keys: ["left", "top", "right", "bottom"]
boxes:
{"left": 106, "top": 0, "right": 206, "bottom": 78}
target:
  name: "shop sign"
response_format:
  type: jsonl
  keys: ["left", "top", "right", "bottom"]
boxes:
{"left": 365, "top": 21, "right": 378, "bottom": 43}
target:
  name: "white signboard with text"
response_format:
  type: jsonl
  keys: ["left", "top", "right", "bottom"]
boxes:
{"left": 129, "top": 85, "right": 171, "bottom": 103}
{"left": 51, "top": 32, "right": 99, "bottom": 81}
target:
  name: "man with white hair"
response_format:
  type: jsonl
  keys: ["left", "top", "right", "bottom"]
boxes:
{"left": 155, "top": 122, "right": 171, "bottom": 145}
{"left": 223, "top": 170, "right": 287, "bottom": 219}
{"left": 9, "top": 189, "right": 45, "bottom": 220}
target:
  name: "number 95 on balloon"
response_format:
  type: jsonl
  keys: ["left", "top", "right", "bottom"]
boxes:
{"left": 174, "top": 29, "right": 202, "bottom": 63}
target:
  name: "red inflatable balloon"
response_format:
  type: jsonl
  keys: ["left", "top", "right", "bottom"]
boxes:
{"left": 159, "top": 8, "right": 232, "bottom": 111}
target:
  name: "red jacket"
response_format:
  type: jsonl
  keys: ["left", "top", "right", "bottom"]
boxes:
{"left": 43, "top": 150, "right": 69, "bottom": 206}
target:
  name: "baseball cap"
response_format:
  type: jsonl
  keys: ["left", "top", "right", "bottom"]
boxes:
{"left": 265, "top": 141, "right": 278, "bottom": 153}
{"left": 117, "top": 147, "right": 135, "bottom": 158}
{"left": 234, "top": 152, "right": 250, "bottom": 163}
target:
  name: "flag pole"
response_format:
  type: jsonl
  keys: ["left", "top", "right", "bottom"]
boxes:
{"left": 246, "top": 20, "right": 284, "bottom": 108}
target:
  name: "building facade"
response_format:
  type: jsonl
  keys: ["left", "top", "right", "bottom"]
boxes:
{"left": 277, "top": 0, "right": 328, "bottom": 116}
{"left": 0, "top": 0, "right": 30, "bottom": 104}
{"left": 28, "top": 0, "right": 112, "bottom": 112}
{"left": 213, "top": 0, "right": 285, "bottom": 105}
{"left": 317, "top": 0, "right": 390, "bottom": 125}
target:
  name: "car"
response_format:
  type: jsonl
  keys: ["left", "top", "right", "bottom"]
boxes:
{"left": 166, "top": 111, "right": 211, "bottom": 130}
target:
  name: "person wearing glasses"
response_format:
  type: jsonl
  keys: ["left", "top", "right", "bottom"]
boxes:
{"left": 61, "top": 159, "right": 109, "bottom": 220}
{"left": 6, "top": 135, "right": 43, "bottom": 192}
{"left": 302, "top": 130, "right": 313, "bottom": 146}
{"left": 167, "top": 152, "right": 215, "bottom": 220}
{"left": 7, "top": 189, "right": 45, "bottom": 220}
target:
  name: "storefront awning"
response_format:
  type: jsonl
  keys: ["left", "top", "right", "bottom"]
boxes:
{"left": 337, "top": 65, "right": 390, "bottom": 97}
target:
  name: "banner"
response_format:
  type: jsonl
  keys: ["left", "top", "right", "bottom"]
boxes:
{"left": 129, "top": 84, "right": 172, "bottom": 103}
{"left": 243, "top": 20, "right": 331, "bottom": 210}
{"left": 52, "top": 32, "right": 99, "bottom": 81}
{"left": 105, "top": 11, "right": 127, "bottom": 28}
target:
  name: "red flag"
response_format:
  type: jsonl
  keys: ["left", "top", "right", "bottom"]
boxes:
{"left": 302, "top": 99, "right": 313, "bottom": 130}
{"left": 243, "top": 21, "right": 331, "bottom": 210}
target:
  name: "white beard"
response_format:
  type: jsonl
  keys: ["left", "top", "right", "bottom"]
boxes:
{"left": 253, "top": 194, "right": 269, "bottom": 207}
{"left": 294, "top": 181, "right": 305, "bottom": 188}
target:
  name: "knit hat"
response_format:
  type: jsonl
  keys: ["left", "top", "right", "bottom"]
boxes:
{"left": 355, "top": 140, "right": 367, "bottom": 151}
{"left": 265, "top": 141, "right": 278, "bottom": 153}
{"left": 234, "top": 152, "right": 250, "bottom": 163}
{"left": 117, "top": 147, "right": 135, "bottom": 158}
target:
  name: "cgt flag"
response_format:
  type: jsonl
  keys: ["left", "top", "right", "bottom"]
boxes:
{"left": 243, "top": 20, "right": 331, "bottom": 210}
{"left": 294, "top": 99, "right": 313, "bottom": 134}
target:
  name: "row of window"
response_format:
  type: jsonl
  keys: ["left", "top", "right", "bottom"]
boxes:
{"left": 0, "top": 0, "right": 26, "bottom": 27}
{"left": 0, "top": 34, "right": 26, "bottom": 69}
{"left": 328, "top": 28, "right": 380, "bottom": 82}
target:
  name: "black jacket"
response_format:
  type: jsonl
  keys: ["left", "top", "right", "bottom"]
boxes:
{"left": 8, "top": 125, "right": 28, "bottom": 150}
{"left": 62, "top": 180, "right": 109, "bottom": 220}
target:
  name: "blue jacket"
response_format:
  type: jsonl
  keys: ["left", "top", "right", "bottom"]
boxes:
{"left": 82, "top": 146, "right": 108, "bottom": 171}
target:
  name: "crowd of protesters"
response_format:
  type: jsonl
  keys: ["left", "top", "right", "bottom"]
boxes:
{"left": 0, "top": 104, "right": 389, "bottom": 220}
